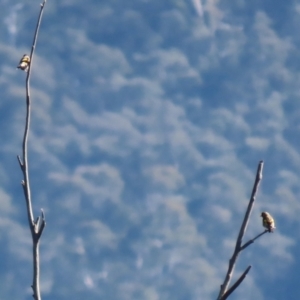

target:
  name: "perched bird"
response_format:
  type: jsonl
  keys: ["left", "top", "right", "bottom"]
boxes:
{"left": 17, "top": 54, "right": 30, "bottom": 72}
{"left": 261, "top": 212, "right": 275, "bottom": 232}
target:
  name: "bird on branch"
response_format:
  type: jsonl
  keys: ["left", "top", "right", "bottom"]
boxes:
{"left": 17, "top": 54, "right": 30, "bottom": 72}
{"left": 261, "top": 212, "right": 276, "bottom": 233}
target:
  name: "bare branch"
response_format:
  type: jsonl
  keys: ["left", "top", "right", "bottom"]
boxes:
{"left": 221, "top": 266, "right": 252, "bottom": 300}
{"left": 217, "top": 161, "right": 264, "bottom": 299}
{"left": 240, "top": 230, "right": 268, "bottom": 251}
{"left": 17, "top": 155, "right": 24, "bottom": 168}
{"left": 35, "top": 216, "right": 41, "bottom": 228}
{"left": 37, "top": 209, "right": 46, "bottom": 239}
{"left": 18, "top": 1, "right": 48, "bottom": 300}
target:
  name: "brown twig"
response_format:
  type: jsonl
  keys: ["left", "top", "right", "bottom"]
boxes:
{"left": 217, "top": 161, "right": 264, "bottom": 300}
{"left": 18, "top": 1, "right": 47, "bottom": 300}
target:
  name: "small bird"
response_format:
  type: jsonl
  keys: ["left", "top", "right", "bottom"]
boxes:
{"left": 261, "top": 212, "right": 275, "bottom": 233}
{"left": 17, "top": 54, "right": 30, "bottom": 72}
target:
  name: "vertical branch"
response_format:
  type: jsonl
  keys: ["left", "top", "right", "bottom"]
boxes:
{"left": 18, "top": 1, "right": 47, "bottom": 300}
{"left": 217, "top": 161, "right": 264, "bottom": 300}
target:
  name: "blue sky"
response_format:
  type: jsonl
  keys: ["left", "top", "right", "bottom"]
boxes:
{"left": 0, "top": 0, "right": 299, "bottom": 299}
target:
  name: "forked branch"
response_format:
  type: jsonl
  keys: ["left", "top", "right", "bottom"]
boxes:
{"left": 18, "top": 1, "right": 48, "bottom": 300}
{"left": 221, "top": 265, "right": 252, "bottom": 300}
{"left": 217, "top": 161, "right": 264, "bottom": 300}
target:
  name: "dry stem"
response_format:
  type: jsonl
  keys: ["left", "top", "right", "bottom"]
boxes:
{"left": 18, "top": 1, "right": 47, "bottom": 299}
{"left": 217, "top": 161, "right": 264, "bottom": 300}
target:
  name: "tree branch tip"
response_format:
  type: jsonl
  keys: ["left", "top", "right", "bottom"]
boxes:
{"left": 35, "top": 216, "right": 40, "bottom": 225}
{"left": 41, "top": 208, "right": 45, "bottom": 219}
{"left": 258, "top": 160, "right": 264, "bottom": 168}
{"left": 17, "top": 155, "right": 23, "bottom": 167}
{"left": 37, "top": 218, "right": 46, "bottom": 238}
{"left": 258, "top": 163, "right": 263, "bottom": 175}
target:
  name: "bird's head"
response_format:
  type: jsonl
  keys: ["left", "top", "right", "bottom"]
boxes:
{"left": 261, "top": 212, "right": 268, "bottom": 218}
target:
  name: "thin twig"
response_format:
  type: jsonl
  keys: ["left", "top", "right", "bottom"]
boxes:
{"left": 217, "top": 161, "right": 264, "bottom": 300}
{"left": 240, "top": 230, "right": 268, "bottom": 251}
{"left": 221, "top": 266, "right": 252, "bottom": 300}
{"left": 18, "top": 1, "right": 47, "bottom": 300}
{"left": 17, "top": 155, "right": 23, "bottom": 168}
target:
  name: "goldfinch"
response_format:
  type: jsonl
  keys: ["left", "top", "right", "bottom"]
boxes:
{"left": 17, "top": 54, "right": 30, "bottom": 72}
{"left": 261, "top": 212, "right": 275, "bottom": 233}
